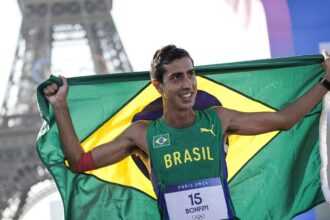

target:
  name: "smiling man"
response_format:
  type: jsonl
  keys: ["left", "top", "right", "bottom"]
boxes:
{"left": 43, "top": 45, "right": 330, "bottom": 220}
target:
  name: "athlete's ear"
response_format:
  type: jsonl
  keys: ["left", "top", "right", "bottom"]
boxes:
{"left": 151, "top": 79, "right": 163, "bottom": 94}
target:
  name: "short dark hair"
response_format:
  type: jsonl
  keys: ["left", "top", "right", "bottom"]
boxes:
{"left": 150, "top": 45, "right": 194, "bottom": 83}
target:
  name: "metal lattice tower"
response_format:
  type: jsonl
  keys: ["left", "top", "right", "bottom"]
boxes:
{"left": 0, "top": 0, "right": 132, "bottom": 219}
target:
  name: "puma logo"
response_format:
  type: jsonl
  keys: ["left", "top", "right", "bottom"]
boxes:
{"left": 200, "top": 124, "right": 215, "bottom": 137}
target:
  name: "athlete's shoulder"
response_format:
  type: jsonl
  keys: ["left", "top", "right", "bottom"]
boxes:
{"left": 206, "top": 106, "right": 225, "bottom": 123}
{"left": 126, "top": 120, "right": 149, "bottom": 153}
{"left": 210, "top": 106, "right": 230, "bottom": 115}
{"left": 200, "top": 106, "right": 221, "bottom": 116}
{"left": 130, "top": 120, "right": 150, "bottom": 130}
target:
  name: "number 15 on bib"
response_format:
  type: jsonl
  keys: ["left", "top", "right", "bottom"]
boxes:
{"left": 164, "top": 177, "right": 229, "bottom": 220}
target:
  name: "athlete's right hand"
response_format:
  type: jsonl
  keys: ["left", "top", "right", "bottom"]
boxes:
{"left": 43, "top": 75, "right": 69, "bottom": 106}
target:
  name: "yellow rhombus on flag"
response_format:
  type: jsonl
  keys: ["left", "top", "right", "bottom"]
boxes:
{"left": 80, "top": 76, "right": 279, "bottom": 198}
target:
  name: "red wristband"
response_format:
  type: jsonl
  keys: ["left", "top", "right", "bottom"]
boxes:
{"left": 76, "top": 151, "right": 96, "bottom": 173}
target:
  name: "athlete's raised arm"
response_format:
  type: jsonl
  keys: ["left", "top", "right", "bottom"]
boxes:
{"left": 43, "top": 76, "right": 148, "bottom": 172}
{"left": 216, "top": 51, "right": 330, "bottom": 136}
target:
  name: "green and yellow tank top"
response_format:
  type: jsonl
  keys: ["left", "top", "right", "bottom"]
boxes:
{"left": 147, "top": 108, "right": 235, "bottom": 219}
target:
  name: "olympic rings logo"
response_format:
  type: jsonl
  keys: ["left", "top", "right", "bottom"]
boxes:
{"left": 192, "top": 214, "right": 205, "bottom": 220}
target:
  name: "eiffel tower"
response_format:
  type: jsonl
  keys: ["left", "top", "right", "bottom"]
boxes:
{"left": 0, "top": 0, "right": 132, "bottom": 219}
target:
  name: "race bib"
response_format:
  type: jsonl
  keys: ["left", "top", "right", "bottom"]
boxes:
{"left": 164, "top": 177, "right": 228, "bottom": 220}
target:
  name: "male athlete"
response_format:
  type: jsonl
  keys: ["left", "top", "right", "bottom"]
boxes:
{"left": 43, "top": 45, "right": 330, "bottom": 219}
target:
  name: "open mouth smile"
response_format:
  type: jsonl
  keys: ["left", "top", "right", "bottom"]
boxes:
{"left": 179, "top": 92, "right": 194, "bottom": 98}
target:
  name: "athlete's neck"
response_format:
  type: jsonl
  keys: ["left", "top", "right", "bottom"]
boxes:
{"left": 163, "top": 109, "right": 196, "bottom": 128}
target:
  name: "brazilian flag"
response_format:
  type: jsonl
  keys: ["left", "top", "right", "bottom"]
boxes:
{"left": 36, "top": 55, "right": 330, "bottom": 219}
